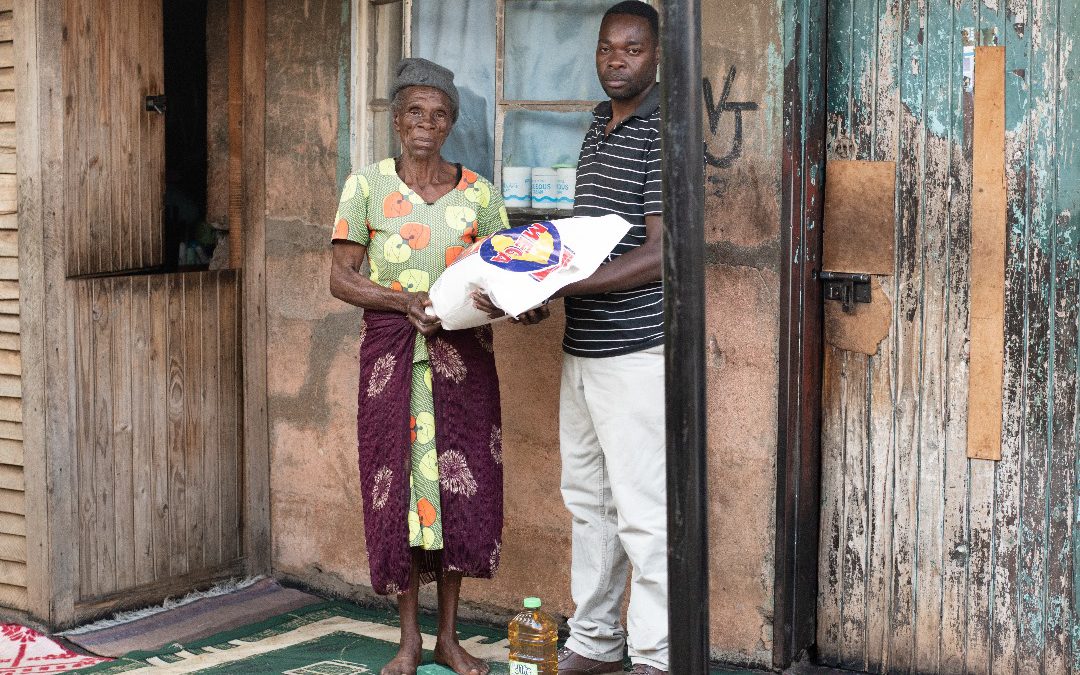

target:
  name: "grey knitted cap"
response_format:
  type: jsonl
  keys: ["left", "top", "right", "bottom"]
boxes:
{"left": 390, "top": 57, "right": 460, "bottom": 119}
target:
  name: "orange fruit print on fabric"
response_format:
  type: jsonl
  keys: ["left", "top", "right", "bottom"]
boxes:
{"left": 400, "top": 222, "right": 432, "bottom": 250}
{"left": 461, "top": 223, "right": 478, "bottom": 244}
{"left": 333, "top": 218, "right": 349, "bottom": 240}
{"left": 410, "top": 416, "right": 417, "bottom": 444}
{"left": 417, "top": 498, "right": 437, "bottom": 527}
{"left": 383, "top": 192, "right": 414, "bottom": 218}
{"left": 458, "top": 168, "right": 479, "bottom": 189}
{"left": 445, "top": 246, "right": 465, "bottom": 267}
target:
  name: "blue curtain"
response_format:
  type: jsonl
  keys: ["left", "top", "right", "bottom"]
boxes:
{"left": 410, "top": 0, "right": 498, "bottom": 180}
{"left": 410, "top": 0, "right": 610, "bottom": 178}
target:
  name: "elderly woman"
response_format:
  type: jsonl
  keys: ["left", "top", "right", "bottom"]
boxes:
{"left": 330, "top": 58, "right": 511, "bottom": 675}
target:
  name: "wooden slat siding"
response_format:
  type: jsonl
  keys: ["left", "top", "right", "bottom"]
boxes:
{"left": 62, "top": 0, "right": 163, "bottom": 277}
{"left": 820, "top": 2, "right": 867, "bottom": 667}
{"left": 62, "top": 0, "right": 85, "bottom": 275}
{"left": 817, "top": 347, "right": 844, "bottom": 660}
{"left": 0, "top": 583, "right": 26, "bottom": 609}
{"left": 0, "top": 561, "right": 25, "bottom": 587}
{"left": 0, "top": 175, "right": 15, "bottom": 215}
{"left": 911, "top": 4, "right": 954, "bottom": 669}
{"left": 0, "top": 512, "right": 22, "bottom": 536}
{"left": 74, "top": 280, "right": 94, "bottom": 601}
{"left": 110, "top": 280, "right": 135, "bottom": 592}
{"left": 147, "top": 275, "right": 169, "bottom": 581}
{"left": 19, "top": 0, "right": 67, "bottom": 623}
{"left": 990, "top": 2, "right": 1022, "bottom": 671}
{"left": 202, "top": 276, "right": 221, "bottom": 567}
{"left": 0, "top": 465, "right": 20, "bottom": 490}
{"left": 1053, "top": 3, "right": 1080, "bottom": 672}
{"left": 848, "top": 0, "right": 892, "bottom": 667}
{"left": 166, "top": 274, "right": 187, "bottom": 577}
{"left": 0, "top": 533, "right": 22, "bottom": 562}
{"left": 0, "top": 13, "right": 10, "bottom": 44}
{"left": 242, "top": 0, "right": 270, "bottom": 576}
{"left": 219, "top": 273, "right": 240, "bottom": 562}
{"left": 0, "top": 489, "right": 21, "bottom": 515}
{"left": 1016, "top": 1, "right": 1055, "bottom": 671}
{"left": 0, "top": 400, "right": 18, "bottom": 423}
{"left": 820, "top": 0, "right": 1080, "bottom": 672}
{"left": 129, "top": 278, "right": 153, "bottom": 586}
{"left": 0, "top": 439, "right": 19, "bottom": 465}
{"left": 70, "top": 273, "right": 243, "bottom": 603}
{"left": 184, "top": 275, "right": 204, "bottom": 572}
{"left": 840, "top": 352, "right": 869, "bottom": 671}
{"left": 0, "top": 232, "right": 17, "bottom": 258}
{"left": 91, "top": 280, "right": 115, "bottom": 597}
{"left": 0, "top": 421, "right": 19, "bottom": 440}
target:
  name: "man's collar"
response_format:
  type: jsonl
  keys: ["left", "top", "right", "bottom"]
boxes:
{"left": 595, "top": 82, "right": 661, "bottom": 122}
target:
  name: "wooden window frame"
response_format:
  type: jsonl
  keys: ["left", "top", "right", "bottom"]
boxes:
{"left": 352, "top": 0, "right": 656, "bottom": 196}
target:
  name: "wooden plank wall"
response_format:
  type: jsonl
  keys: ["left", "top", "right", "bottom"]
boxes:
{"left": 62, "top": 0, "right": 164, "bottom": 277}
{"left": 817, "top": 0, "right": 1080, "bottom": 673}
{"left": 0, "top": 0, "right": 27, "bottom": 613}
{"left": 71, "top": 272, "right": 242, "bottom": 603}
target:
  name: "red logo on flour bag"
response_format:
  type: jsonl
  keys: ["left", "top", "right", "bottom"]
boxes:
{"left": 479, "top": 222, "right": 575, "bottom": 282}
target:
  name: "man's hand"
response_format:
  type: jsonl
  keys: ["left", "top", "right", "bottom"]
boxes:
{"left": 511, "top": 305, "right": 551, "bottom": 325}
{"left": 406, "top": 292, "right": 441, "bottom": 337}
{"left": 471, "top": 291, "right": 551, "bottom": 325}
{"left": 471, "top": 291, "right": 506, "bottom": 320}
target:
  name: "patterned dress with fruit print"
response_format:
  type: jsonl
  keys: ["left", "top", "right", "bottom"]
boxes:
{"left": 332, "top": 158, "right": 508, "bottom": 553}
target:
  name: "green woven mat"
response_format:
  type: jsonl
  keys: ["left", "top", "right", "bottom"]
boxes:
{"left": 76, "top": 601, "right": 507, "bottom": 674}
{"left": 75, "top": 599, "right": 760, "bottom": 674}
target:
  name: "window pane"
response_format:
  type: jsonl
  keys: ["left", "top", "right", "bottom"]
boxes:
{"left": 369, "top": 3, "right": 403, "bottom": 104}
{"left": 502, "top": 110, "right": 592, "bottom": 168}
{"left": 410, "top": 0, "right": 498, "bottom": 180}
{"left": 504, "top": 0, "right": 610, "bottom": 101}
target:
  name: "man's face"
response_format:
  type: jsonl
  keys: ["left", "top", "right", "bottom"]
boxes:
{"left": 595, "top": 13, "right": 659, "bottom": 101}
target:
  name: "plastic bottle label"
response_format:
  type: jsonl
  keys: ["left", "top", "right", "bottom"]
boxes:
{"left": 508, "top": 661, "right": 539, "bottom": 675}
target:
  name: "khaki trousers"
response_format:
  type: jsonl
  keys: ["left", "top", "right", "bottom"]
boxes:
{"left": 560, "top": 346, "right": 668, "bottom": 671}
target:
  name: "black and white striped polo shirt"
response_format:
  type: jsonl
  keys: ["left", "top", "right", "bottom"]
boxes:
{"left": 563, "top": 84, "right": 664, "bottom": 358}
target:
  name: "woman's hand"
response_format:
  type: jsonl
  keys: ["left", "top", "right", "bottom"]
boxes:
{"left": 406, "top": 292, "right": 442, "bottom": 337}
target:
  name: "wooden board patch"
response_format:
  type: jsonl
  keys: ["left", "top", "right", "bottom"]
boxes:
{"left": 823, "top": 160, "right": 897, "bottom": 275}
{"left": 966, "top": 46, "right": 1007, "bottom": 461}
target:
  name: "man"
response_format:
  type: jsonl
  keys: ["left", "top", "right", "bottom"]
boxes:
{"left": 556, "top": 3, "right": 667, "bottom": 674}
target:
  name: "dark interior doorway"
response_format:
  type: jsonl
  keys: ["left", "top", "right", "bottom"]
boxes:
{"left": 163, "top": 0, "right": 212, "bottom": 270}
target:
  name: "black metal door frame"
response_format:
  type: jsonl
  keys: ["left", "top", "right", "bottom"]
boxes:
{"left": 772, "top": 0, "right": 829, "bottom": 668}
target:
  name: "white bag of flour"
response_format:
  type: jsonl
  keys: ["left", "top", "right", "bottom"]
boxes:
{"left": 429, "top": 214, "right": 633, "bottom": 330}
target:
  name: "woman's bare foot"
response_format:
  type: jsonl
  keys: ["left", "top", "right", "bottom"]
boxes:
{"left": 434, "top": 636, "right": 490, "bottom": 675}
{"left": 381, "top": 634, "right": 422, "bottom": 675}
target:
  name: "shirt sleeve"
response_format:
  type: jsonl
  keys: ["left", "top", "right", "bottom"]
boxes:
{"left": 331, "top": 172, "right": 371, "bottom": 245}
{"left": 476, "top": 178, "right": 510, "bottom": 238}
{"left": 643, "top": 129, "right": 663, "bottom": 216}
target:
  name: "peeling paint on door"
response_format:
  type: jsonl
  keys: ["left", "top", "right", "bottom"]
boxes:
{"left": 817, "top": 0, "right": 1080, "bottom": 672}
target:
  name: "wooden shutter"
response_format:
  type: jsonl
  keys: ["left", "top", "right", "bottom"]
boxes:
{"left": 63, "top": 0, "right": 164, "bottom": 276}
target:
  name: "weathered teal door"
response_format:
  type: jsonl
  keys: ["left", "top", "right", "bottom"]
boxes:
{"left": 817, "top": 1, "right": 1080, "bottom": 673}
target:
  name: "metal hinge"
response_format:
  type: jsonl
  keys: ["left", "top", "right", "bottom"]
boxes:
{"left": 820, "top": 271, "right": 871, "bottom": 313}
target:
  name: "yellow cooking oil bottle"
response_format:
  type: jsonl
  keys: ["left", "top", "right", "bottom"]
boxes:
{"left": 508, "top": 597, "right": 558, "bottom": 674}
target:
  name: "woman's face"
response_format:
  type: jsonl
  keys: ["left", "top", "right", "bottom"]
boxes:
{"left": 393, "top": 86, "right": 454, "bottom": 160}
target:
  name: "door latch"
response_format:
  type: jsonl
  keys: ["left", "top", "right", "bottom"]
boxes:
{"left": 144, "top": 95, "right": 167, "bottom": 115}
{"left": 820, "top": 271, "right": 871, "bottom": 313}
